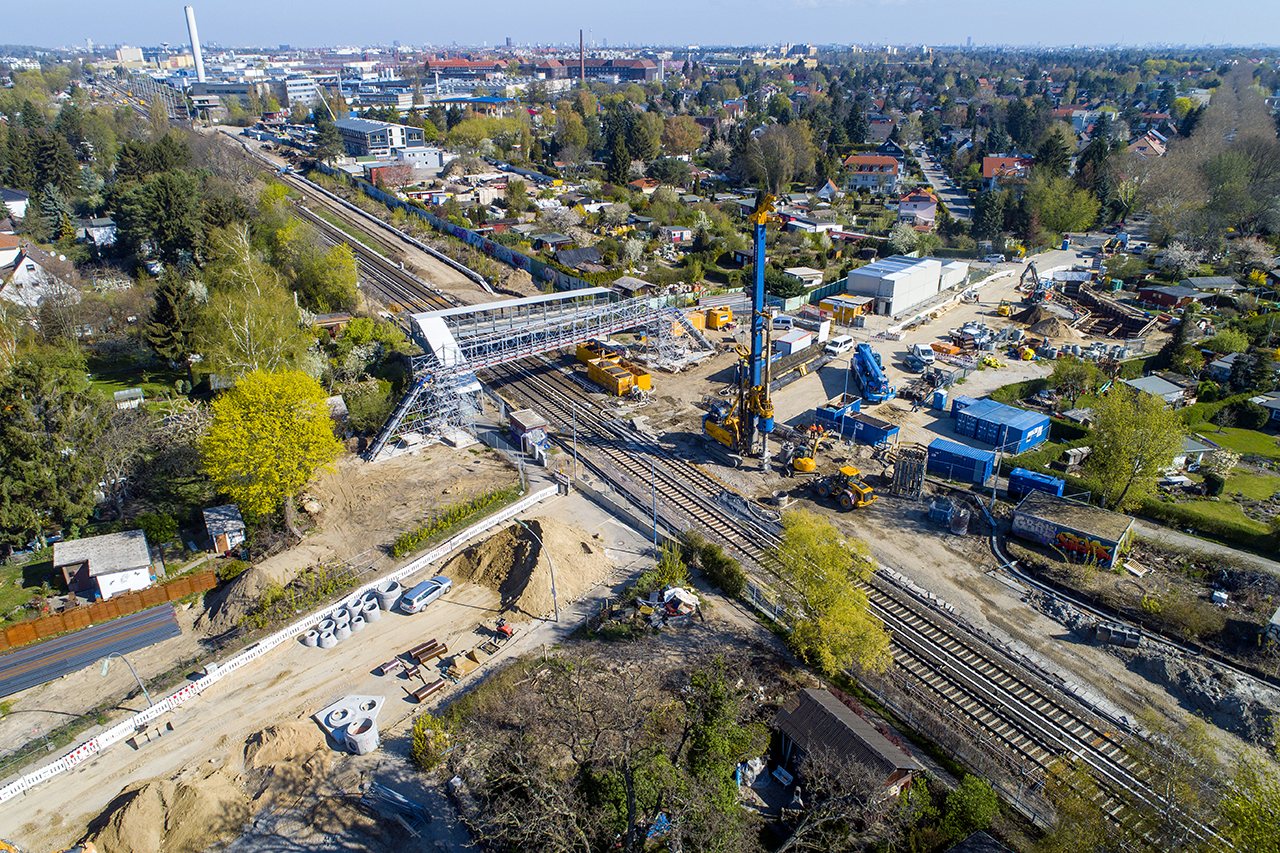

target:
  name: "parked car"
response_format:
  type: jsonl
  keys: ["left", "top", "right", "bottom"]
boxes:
{"left": 772, "top": 315, "right": 794, "bottom": 331}
{"left": 400, "top": 576, "right": 453, "bottom": 613}
{"left": 825, "top": 335, "right": 855, "bottom": 355}
{"left": 984, "top": 254, "right": 1006, "bottom": 264}
{"left": 908, "top": 343, "right": 936, "bottom": 364}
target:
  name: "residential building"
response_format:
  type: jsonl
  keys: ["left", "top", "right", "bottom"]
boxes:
{"left": 843, "top": 155, "right": 899, "bottom": 194}
{"left": 0, "top": 187, "right": 29, "bottom": 220}
{"left": 54, "top": 530, "right": 156, "bottom": 600}
{"left": 332, "top": 117, "right": 425, "bottom": 156}
{"left": 203, "top": 505, "right": 247, "bottom": 553}
{"left": 113, "top": 388, "right": 144, "bottom": 409}
{"left": 1138, "top": 284, "right": 1210, "bottom": 310}
{"left": 395, "top": 146, "right": 457, "bottom": 170}
{"left": 1122, "top": 374, "right": 1190, "bottom": 406}
{"left": 1127, "top": 130, "right": 1167, "bottom": 159}
{"left": 843, "top": 255, "right": 969, "bottom": 317}
{"left": 0, "top": 248, "right": 73, "bottom": 312}
{"left": 657, "top": 225, "right": 692, "bottom": 244}
{"left": 897, "top": 188, "right": 938, "bottom": 228}
{"left": 774, "top": 688, "right": 921, "bottom": 795}
{"left": 981, "top": 156, "right": 1034, "bottom": 191}
{"left": 76, "top": 217, "right": 118, "bottom": 248}
{"left": 0, "top": 233, "right": 19, "bottom": 267}
{"left": 783, "top": 266, "right": 824, "bottom": 288}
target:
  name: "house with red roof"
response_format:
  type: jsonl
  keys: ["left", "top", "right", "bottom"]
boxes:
{"left": 981, "top": 156, "right": 1035, "bottom": 191}
{"left": 897, "top": 189, "right": 938, "bottom": 228}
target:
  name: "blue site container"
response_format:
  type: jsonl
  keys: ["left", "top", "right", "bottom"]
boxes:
{"left": 815, "top": 394, "right": 863, "bottom": 429}
{"left": 950, "top": 395, "right": 978, "bottom": 418}
{"left": 953, "top": 399, "right": 1049, "bottom": 454}
{"left": 927, "top": 438, "right": 996, "bottom": 483}
{"left": 1007, "top": 467, "right": 1066, "bottom": 501}
{"left": 847, "top": 412, "right": 899, "bottom": 446}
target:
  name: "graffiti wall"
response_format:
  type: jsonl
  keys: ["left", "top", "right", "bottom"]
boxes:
{"left": 1011, "top": 513, "right": 1122, "bottom": 567}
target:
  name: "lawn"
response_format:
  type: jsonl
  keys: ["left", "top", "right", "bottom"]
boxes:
{"left": 1191, "top": 426, "right": 1280, "bottom": 460}
{"left": 86, "top": 362, "right": 187, "bottom": 401}
{"left": 1224, "top": 470, "right": 1280, "bottom": 501}
{"left": 0, "top": 557, "right": 57, "bottom": 629}
{"left": 1163, "top": 498, "right": 1271, "bottom": 535}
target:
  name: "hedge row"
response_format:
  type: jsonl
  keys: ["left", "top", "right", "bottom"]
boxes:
{"left": 390, "top": 486, "right": 524, "bottom": 559}
{"left": 1138, "top": 498, "right": 1274, "bottom": 553}
{"left": 1178, "top": 391, "right": 1256, "bottom": 429}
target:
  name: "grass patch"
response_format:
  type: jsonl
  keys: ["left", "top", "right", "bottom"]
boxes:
{"left": 1192, "top": 426, "right": 1280, "bottom": 459}
{"left": 85, "top": 361, "right": 186, "bottom": 400}
{"left": 1224, "top": 470, "right": 1280, "bottom": 501}
{"left": 390, "top": 485, "right": 523, "bottom": 559}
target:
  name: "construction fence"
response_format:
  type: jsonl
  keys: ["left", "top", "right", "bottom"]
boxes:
{"left": 0, "top": 570, "right": 217, "bottom": 653}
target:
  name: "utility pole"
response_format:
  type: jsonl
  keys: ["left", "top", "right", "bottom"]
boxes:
{"left": 651, "top": 458, "right": 658, "bottom": 550}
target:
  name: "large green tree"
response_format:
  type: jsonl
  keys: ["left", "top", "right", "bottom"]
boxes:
{"left": 1087, "top": 385, "right": 1185, "bottom": 510}
{"left": 0, "top": 347, "right": 107, "bottom": 549}
{"left": 201, "top": 369, "right": 341, "bottom": 522}
{"left": 145, "top": 270, "right": 202, "bottom": 364}
{"left": 767, "top": 509, "right": 892, "bottom": 676}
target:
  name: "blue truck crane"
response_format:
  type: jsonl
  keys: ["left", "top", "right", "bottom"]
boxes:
{"left": 851, "top": 343, "right": 896, "bottom": 404}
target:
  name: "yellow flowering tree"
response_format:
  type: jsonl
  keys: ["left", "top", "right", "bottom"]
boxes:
{"left": 202, "top": 370, "right": 341, "bottom": 522}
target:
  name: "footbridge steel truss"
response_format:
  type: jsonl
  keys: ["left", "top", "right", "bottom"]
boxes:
{"left": 366, "top": 288, "right": 712, "bottom": 459}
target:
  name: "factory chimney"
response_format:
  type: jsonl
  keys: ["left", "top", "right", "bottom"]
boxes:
{"left": 184, "top": 6, "right": 207, "bottom": 83}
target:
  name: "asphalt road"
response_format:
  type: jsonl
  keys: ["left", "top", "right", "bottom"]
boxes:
{"left": 916, "top": 148, "right": 973, "bottom": 221}
{"left": 0, "top": 605, "right": 182, "bottom": 698}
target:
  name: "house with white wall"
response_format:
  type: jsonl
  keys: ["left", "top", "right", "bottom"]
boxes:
{"left": 54, "top": 530, "right": 156, "bottom": 600}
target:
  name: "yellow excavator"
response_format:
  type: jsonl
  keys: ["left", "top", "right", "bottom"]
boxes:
{"left": 815, "top": 465, "right": 877, "bottom": 510}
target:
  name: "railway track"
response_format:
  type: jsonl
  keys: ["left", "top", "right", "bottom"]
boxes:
{"left": 481, "top": 353, "right": 1156, "bottom": 826}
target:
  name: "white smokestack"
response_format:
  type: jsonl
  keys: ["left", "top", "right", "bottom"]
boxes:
{"left": 184, "top": 6, "right": 206, "bottom": 83}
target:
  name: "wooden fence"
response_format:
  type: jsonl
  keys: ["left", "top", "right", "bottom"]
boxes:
{"left": 0, "top": 570, "right": 217, "bottom": 653}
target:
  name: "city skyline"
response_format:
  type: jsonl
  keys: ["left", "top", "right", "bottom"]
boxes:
{"left": 7, "top": 0, "right": 1280, "bottom": 53}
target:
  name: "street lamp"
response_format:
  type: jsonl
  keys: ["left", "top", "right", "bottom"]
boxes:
{"left": 101, "top": 652, "right": 153, "bottom": 708}
{"left": 513, "top": 519, "right": 558, "bottom": 622}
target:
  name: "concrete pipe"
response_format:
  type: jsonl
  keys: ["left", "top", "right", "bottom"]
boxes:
{"left": 361, "top": 591, "right": 380, "bottom": 609}
{"left": 319, "top": 619, "right": 337, "bottom": 633}
{"left": 349, "top": 615, "right": 366, "bottom": 632}
{"left": 362, "top": 599, "right": 381, "bottom": 623}
{"left": 333, "top": 613, "right": 351, "bottom": 629}
{"left": 327, "top": 707, "right": 351, "bottom": 728}
{"left": 345, "top": 716, "right": 380, "bottom": 755}
{"left": 301, "top": 630, "right": 320, "bottom": 647}
{"left": 346, "top": 606, "right": 363, "bottom": 623}
{"left": 375, "top": 581, "right": 402, "bottom": 610}
{"left": 317, "top": 631, "right": 338, "bottom": 649}
{"left": 335, "top": 624, "right": 353, "bottom": 641}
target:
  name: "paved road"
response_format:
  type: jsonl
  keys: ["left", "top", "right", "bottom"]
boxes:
{"left": 916, "top": 148, "right": 972, "bottom": 221}
{"left": 0, "top": 605, "right": 181, "bottom": 698}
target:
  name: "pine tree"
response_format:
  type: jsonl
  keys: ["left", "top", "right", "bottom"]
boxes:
{"left": 5, "top": 128, "right": 35, "bottom": 192}
{"left": 35, "top": 133, "right": 80, "bottom": 195}
{"left": 145, "top": 271, "right": 200, "bottom": 364}
{"left": 1035, "top": 132, "right": 1070, "bottom": 180}
{"left": 607, "top": 134, "right": 630, "bottom": 185}
{"left": 627, "top": 118, "right": 660, "bottom": 162}
{"left": 844, "top": 104, "right": 867, "bottom": 145}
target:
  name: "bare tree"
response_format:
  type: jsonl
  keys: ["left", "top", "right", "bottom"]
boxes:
{"left": 94, "top": 405, "right": 157, "bottom": 519}
{"left": 775, "top": 747, "right": 905, "bottom": 853}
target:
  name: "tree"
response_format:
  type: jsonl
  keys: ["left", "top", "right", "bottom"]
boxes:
{"left": 1050, "top": 357, "right": 1100, "bottom": 406}
{"left": 273, "top": 219, "right": 358, "bottom": 312}
{"left": 661, "top": 115, "right": 703, "bottom": 157}
{"left": 941, "top": 775, "right": 1000, "bottom": 841}
{"left": 1026, "top": 173, "right": 1100, "bottom": 234}
{"left": 1087, "top": 385, "right": 1185, "bottom": 510}
{"left": 110, "top": 169, "right": 206, "bottom": 264}
{"left": 0, "top": 346, "right": 106, "bottom": 550}
{"left": 743, "top": 122, "right": 816, "bottom": 195}
{"left": 1203, "top": 329, "right": 1249, "bottom": 354}
{"left": 767, "top": 509, "right": 892, "bottom": 676}
{"left": 504, "top": 178, "right": 529, "bottom": 213}
{"left": 1039, "top": 758, "right": 1115, "bottom": 853}
{"left": 145, "top": 270, "right": 202, "bottom": 364}
{"left": 1161, "top": 242, "right": 1202, "bottom": 278}
{"left": 202, "top": 370, "right": 341, "bottom": 522}
{"left": 94, "top": 406, "right": 156, "bottom": 520}
{"left": 313, "top": 118, "right": 344, "bottom": 164}
{"left": 1035, "top": 129, "right": 1072, "bottom": 179}
{"left": 889, "top": 221, "right": 918, "bottom": 254}
{"left": 1218, "top": 757, "right": 1280, "bottom": 853}
{"left": 646, "top": 157, "right": 691, "bottom": 186}
{"left": 606, "top": 132, "right": 630, "bottom": 186}
{"left": 627, "top": 114, "right": 661, "bottom": 161}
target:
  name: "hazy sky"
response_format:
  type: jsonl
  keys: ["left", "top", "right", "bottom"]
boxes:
{"left": 9, "top": 0, "right": 1279, "bottom": 51}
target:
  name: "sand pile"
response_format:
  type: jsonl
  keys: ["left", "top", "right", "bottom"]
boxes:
{"left": 442, "top": 518, "right": 610, "bottom": 621}
{"left": 1016, "top": 303, "right": 1074, "bottom": 324}
{"left": 1027, "top": 317, "right": 1083, "bottom": 339}
{"left": 196, "top": 566, "right": 271, "bottom": 635}
{"left": 87, "top": 766, "right": 251, "bottom": 853}
{"left": 244, "top": 721, "right": 332, "bottom": 805}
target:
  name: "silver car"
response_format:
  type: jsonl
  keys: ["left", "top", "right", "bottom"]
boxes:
{"left": 400, "top": 576, "right": 453, "bottom": 613}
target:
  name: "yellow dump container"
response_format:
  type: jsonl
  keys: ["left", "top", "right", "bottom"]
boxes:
{"left": 706, "top": 307, "right": 733, "bottom": 329}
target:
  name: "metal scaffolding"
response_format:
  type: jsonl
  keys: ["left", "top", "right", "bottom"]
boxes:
{"left": 366, "top": 290, "right": 712, "bottom": 460}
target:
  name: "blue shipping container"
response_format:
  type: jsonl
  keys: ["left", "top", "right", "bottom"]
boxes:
{"left": 848, "top": 412, "right": 899, "bottom": 447}
{"left": 950, "top": 395, "right": 978, "bottom": 418}
{"left": 952, "top": 399, "right": 1050, "bottom": 454}
{"left": 1008, "top": 467, "right": 1065, "bottom": 499}
{"left": 927, "top": 438, "right": 995, "bottom": 483}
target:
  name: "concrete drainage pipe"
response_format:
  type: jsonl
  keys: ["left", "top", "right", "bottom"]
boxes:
{"left": 334, "top": 624, "right": 353, "bottom": 641}
{"left": 318, "top": 631, "right": 338, "bottom": 649}
{"left": 301, "top": 630, "right": 320, "bottom": 647}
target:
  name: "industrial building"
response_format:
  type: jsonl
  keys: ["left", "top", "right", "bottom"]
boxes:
{"left": 333, "top": 118, "right": 425, "bottom": 157}
{"left": 842, "top": 256, "right": 969, "bottom": 317}
{"left": 1011, "top": 492, "right": 1135, "bottom": 569}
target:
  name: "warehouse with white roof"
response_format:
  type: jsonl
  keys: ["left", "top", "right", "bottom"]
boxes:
{"left": 842, "top": 255, "right": 969, "bottom": 317}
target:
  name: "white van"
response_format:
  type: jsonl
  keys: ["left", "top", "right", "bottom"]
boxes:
{"left": 909, "top": 343, "right": 937, "bottom": 364}
{"left": 825, "top": 335, "right": 855, "bottom": 355}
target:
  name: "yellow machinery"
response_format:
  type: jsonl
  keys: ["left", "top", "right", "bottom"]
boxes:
{"left": 997, "top": 300, "right": 1012, "bottom": 317}
{"left": 703, "top": 339, "right": 775, "bottom": 453}
{"left": 705, "top": 306, "right": 733, "bottom": 330}
{"left": 790, "top": 423, "right": 829, "bottom": 472}
{"left": 815, "top": 465, "right": 877, "bottom": 510}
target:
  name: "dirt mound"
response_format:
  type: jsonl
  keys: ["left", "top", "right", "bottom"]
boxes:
{"left": 1016, "top": 303, "right": 1074, "bottom": 324}
{"left": 1027, "top": 317, "right": 1083, "bottom": 339}
{"left": 244, "top": 721, "right": 332, "bottom": 805}
{"left": 1131, "top": 650, "right": 1280, "bottom": 746}
{"left": 88, "top": 766, "right": 250, "bottom": 853}
{"left": 245, "top": 720, "right": 328, "bottom": 770}
{"left": 196, "top": 566, "right": 271, "bottom": 636}
{"left": 442, "top": 518, "right": 610, "bottom": 621}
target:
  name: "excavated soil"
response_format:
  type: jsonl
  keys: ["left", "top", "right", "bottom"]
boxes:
{"left": 86, "top": 764, "right": 252, "bottom": 853}
{"left": 1026, "top": 317, "right": 1084, "bottom": 339}
{"left": 196, "top": 566, "right": 272, "bottom": 636}
{"left": 441, "top": 517, "right": 609, "bottom": 621}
